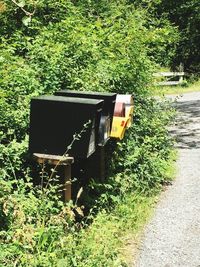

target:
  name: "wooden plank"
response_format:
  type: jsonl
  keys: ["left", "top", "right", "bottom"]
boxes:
{"left": 156, "top": 81, "right": 183, "bottom": 86}
{"left": 33, "top": 153, "right": 74, "bottom": 166}
{"left": 153, "top": 72, "right": 184, "bottom": 77}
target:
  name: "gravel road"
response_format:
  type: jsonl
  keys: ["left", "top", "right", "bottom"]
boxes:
{"left": 134, "top": 91, "right": 200, "bottom": 267}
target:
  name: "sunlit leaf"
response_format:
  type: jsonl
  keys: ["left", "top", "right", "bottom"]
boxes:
{"left": 22, "top": 16, "right": 31, "bottom": 26}
{"left": 18, "top": 0, "right": 25, "bottom": 8}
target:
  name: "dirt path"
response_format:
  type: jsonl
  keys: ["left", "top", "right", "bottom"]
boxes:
{"left": 134, "top": 92, "right": 200, "bottom": 267}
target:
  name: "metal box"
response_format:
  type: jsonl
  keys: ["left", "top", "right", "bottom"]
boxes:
{"left": 29, "top": 95, "right": 104, "bottom": 159}
{"left": 116, "top": 95, "right": 134, "bottom": 128}
{"left": 110, "top": 116, "right": 130, "bottom": 140}
{"left": 110, "top": 94, "right": 134, "bottom": 139}
{"left": 54, "top": 90, "right": 117, "bottom": 146}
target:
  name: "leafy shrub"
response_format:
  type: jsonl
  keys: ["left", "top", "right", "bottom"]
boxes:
{"left": 167, "top": 0, "right": 200, "bottom": 74}
{"left": 0, "top": 1, "right": 176, "bottom": 266}
{"left": 112, "top": 97, "right": 175, "bottom": 192}
{"left": 0, "top": 0, "right": 156, "bottom": 186}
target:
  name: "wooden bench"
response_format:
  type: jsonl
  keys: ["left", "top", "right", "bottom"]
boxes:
{"left": 153, "top": 72, "right": 185, "bottom": 86}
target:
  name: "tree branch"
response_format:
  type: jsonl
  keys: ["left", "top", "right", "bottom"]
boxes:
{"left": 11, "top": 0, "right": 36, "bottom": 17}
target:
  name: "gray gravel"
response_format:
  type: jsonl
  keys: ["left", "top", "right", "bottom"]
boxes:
{"left": 134, "top": 92, "right": 200, "bottom": 267}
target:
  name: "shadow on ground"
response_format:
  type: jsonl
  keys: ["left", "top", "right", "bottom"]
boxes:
{"left": 170, "top": 99, "right": 200, "bottom": 149}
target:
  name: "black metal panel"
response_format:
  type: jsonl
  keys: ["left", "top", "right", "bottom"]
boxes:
{"left": 54, "top": 91, "right": 117, "bottom": 146}
{"left": 29, "top": 95, "right": 103, "bottom": 158}
{"left": 55, "top": 90, "right": 116, "bottom": 117}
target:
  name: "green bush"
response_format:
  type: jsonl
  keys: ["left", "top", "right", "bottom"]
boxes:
{"left": 114, "top": 97, "right": 175, "bottom": 192}
{"left": 157, "top": 0, "right": 200, "bottom": 74}
{"left": 0, "top": 1, "right": 176, "bottom": 266}
{"left": 0, "top": 0, "right": 155, "bottom": 182}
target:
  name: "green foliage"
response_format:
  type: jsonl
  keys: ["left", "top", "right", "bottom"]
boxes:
{"left": 23, "top": 3, "right": 152, "bottom": 94}
{"left": 152, "top": 79, "right": 200, "bottom": 96}
{"left": 0, "top": 175, "right": 78, "bottom": 266}
{"left": 0, "top": 0, "right": 177, "bottom": 266}
{"left": 144, "top": 19, "right": 179, "bottom": 66}
{"left": 0, "top": 51, "right": 42, "bottom": 143}
{"left": 0, "top": 177, "right": 156, "bottom": 266}
{"left": 116, "top": 98, "right": 175, "bottom": 192}
{"left": 131, "top": 0, "right": 180, "bottom": 67}
{"left": 101, "top": 97, "right": 175, "bottom": 200}
{"left": 156, "top": 0, "right": 200, "bottom": 74}
{"left": 0, "top": 0, "right": 156, "bottom": 184}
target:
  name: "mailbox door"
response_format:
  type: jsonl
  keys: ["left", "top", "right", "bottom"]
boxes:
{"left": 110, "top": 117, "right": 129, "bottom": 140}
{"left": 98, "top": 116, "right": 111, "bottom": 146}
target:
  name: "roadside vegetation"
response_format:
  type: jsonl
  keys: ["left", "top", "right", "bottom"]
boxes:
{"left": 152, "top": 79, "right": 200, "bottom": 96}
{"left": 0, "top": 0, "right": 199, "bottom": 266}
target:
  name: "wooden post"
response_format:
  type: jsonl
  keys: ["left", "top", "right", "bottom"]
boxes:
{"left": 63, "top": 164, "right": 72, "bottom": 201}
{"left": 33, "top": 153, "right": 74, "bottom": 201}
{"left": 99, "top": 146, "right": 105, "bottom": 183}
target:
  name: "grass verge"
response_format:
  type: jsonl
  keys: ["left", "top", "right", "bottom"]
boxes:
{"left": 152, "top": 79, "right": 200, "bottom": 96}
{"left": 71, "top": 150, "right": 177, "bottom": 267}
{"left": 72, "top": 193, "right": 157, "bottom": 267}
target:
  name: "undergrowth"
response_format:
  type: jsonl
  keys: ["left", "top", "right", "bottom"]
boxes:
{"left": 152, "top": 79, "right": 200, "bottom": 96}
{"left": 0, "top": 1, "right": 177, "bottom": 266}
{"left": 0, "top": 96, "right": 176, "bottom": 266}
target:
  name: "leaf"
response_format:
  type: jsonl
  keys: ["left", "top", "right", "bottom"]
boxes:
{"left": 22, "top": 16, "right": 31, "bottom": 26}
{"left": 76, "top": 187, "right": 83, "bottom": 200}
{"left": 0, "top": 56, "right": 4, "bottom": 62}
{"left": 18, "top": 0, "right": 25, "bottom": 8}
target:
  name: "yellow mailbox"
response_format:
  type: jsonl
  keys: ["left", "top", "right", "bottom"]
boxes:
{"left": 125, "top": 105, "right": 134, "bottom": 128}
{"left": 110, "top": 116, "right": 130, "bottom": 140}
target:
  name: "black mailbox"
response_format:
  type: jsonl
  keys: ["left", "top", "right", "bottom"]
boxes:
{"left": 29, "top": 95, "right": 104, "bottom": 159}
{"left": 55, "top": 90, "right": 117, "bottom": 146}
